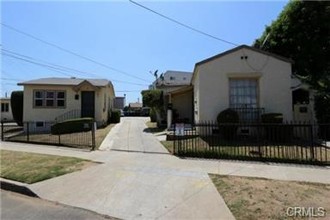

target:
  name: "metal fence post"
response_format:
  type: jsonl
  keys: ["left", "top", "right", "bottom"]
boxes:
{"left": 310, "top": 124, "right": 315, "bottom": 160}
{"left": 1, "top": 121, "right": 4, "bottom": 141}
{"left": 26, "top": 122, "right": 30, "bottom": 142}
{"left": 173, "top": 124, "right": 176, "bottom": 155}
{"left": 91, "top": 122, "right": 96, "bottom": 150}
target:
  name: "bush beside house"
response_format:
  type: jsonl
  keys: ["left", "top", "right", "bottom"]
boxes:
{"left": 217, "top": 109, "right": 239, "bottom": 140}
{"left": 110, "top": 110, "right": 121, "bottom": 123}
{"left": 51, "top": 118, "right": 94, "bottom": 135}
{"left": 10, "top": 91, "right": 23, "bottom": 126}
{"left": 261, "top": 113, "right": 292, "bottom": 142}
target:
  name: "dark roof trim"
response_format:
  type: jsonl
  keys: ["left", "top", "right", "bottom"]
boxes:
{"left": 195, "top": 45, "right": 294, "bottom": 67}
{"left": 168, "top": 86, "right": 193, "bottom": 96}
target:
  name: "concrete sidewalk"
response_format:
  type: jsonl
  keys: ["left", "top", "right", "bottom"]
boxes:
{"left": 3, "top": 140, "right": 328, "bottom": 184}
{"left": 1, "top": 117, "right": 329, "bottom": 220}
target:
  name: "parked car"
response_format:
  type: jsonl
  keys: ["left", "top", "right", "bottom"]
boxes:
{"left": 141, "top": 107, "right": 150, "bottom": 116}
{"left": 119, "top": 110, "right": 124, "bottom": 117}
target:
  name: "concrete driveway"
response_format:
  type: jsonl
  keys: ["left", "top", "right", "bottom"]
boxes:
{"left": 28, "top": 117, "right": 235, "bottom": 220}
{"left": 99, "top": 117, "right": 169, "bottom": 154}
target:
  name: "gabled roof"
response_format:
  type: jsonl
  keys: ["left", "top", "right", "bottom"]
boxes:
{"left": 18, "top": 77, "right": 111, "bottom": 87}
{"left": 191, "top": 45, "right": 293, "bottom": 84}
{"left": 195, "top": 45, "right": 293, "bottom": 67}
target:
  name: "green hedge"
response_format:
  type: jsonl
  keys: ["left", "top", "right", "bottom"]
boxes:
{"left": 51, "top": 118, "right": 94, "bottom": 135}
{"left": 150, "top": 108, "right": 157, "bottom": 122}
{"left": 110, "top": 110, "right": 121, "bottom": 123}
{"left": 261, "top": 113, "right": 283, "bottom": 123}
{"left": 261, "top": 113, "right": 292, "bottom": 142}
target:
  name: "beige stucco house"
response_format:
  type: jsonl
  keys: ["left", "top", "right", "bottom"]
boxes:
{"left": 192, "top": 45, "right": 294, "bottom": 123}
{"left": 18, "top": 77, "right": 115, "bottom": 130}
{"left": 1, "top": 98, "right": 14, "bottom": 121}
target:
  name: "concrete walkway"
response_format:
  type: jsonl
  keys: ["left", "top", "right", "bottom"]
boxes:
{"left": 1, "top": 117, "right": 329, "bottom": 220}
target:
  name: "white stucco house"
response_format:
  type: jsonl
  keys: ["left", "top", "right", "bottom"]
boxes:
{"left": 150, "top": 70, "right": 192, "bottom": 93}
{"left": 0, "top": 98, "right": 14, "bottom": 121}
{"left": 150, "top": 70, "right": 193, "bottom": 127}
{"left": 192, "top": 45, "right": 294, "bottom": 123}
{"left": 18, "top": 77, "right": 115, "bottom": 130}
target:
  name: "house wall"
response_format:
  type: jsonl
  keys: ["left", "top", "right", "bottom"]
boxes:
{"left": 22, "top": 84, "right": 115, "bottom": 128}
{"left": 172, "top": 90, "right": 193, "bottom": 123}
{"left": 194, "top": 48, "right": 293, "bottom": 122}
{"left": 0, "top": 98, "right": 14, "bottom": 121}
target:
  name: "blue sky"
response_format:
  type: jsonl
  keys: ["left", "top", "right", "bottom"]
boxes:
{"left": 1, "top": 0, "right": 288, "bottom": 104}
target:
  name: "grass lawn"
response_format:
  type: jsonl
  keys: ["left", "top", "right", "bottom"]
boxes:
{"left": 0, "top": 150, "right": 95, "bottom": 184}
{"left": 167, "top": 135, "right": 329, "bottom": 162}
{"left": 210, "top": 174, "right": 330, "bottom": 220}
{"left": 161, "top": 140, "right": 174, "bottom": 153}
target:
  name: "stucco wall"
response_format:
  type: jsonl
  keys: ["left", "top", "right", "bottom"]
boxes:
{"left": 172, "top": 90, "right": 193, "bottom": 123}
{"left": 22, "top": 84, "right": 114, "bottom": 126}
{"left": 194, "top": 48, "right": 293, "bottom": 122}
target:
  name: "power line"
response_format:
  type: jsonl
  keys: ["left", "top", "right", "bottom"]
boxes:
{"left": 0, "top": 82, "right": 17, "bottom": 86}
{"left": 1, "top": 23, "right": 150, "bottom": 82}
{"left": 2, "top": 49, "right": 149, "bottom": 87}
{"left": 1, "top": 77, "right": 24, "bottom": 81}
{"left": 2, "top": 52, "right": 73, "bottom": 77}
{"left": 115, "top": 90, "right": 142, "bottom": 92}
{"left": 129, "top": 0, "right": 238, "bottom": 46}
{"left": 3, "top": 48, "right": 101, "bottom": 78}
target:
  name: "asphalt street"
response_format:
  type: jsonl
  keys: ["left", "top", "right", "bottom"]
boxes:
{"left": 1, "top": 190, "right": 116, "bottom": 220}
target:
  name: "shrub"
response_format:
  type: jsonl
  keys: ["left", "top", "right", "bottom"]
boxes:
{"left": 217, "top": 109, "right": 239, "bottom": 140}
{"left": 315, "top": 95, "right": 330, "bottom": 139}
{"left": 150, "top": 108, "right": 157, "bottom": 122}
{"left": 261, "top": 113, "right": 283, "bottom": 123}
{"left": 261, "top": 113, "right": 292, "bottom": 142}
{"left": 10, "top": 91, "right": 24, "bottom": 126}
{"left": 110, "top": 109, "right": 121, "bottom": 123}
{"left": 51, "top": 118, "right": 94, "bottom": 135}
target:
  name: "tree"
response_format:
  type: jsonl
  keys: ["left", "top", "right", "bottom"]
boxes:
{"left": 141, "top": 89, "right": 163, "bottom": 110}
{"left": 10, "top": 91, "right": 24, "bottom": 126}
{"left": 254, "top": 0, "right": 330, "bottom": 122}
{"left": 141, "top": 90, "right": 164, "bottom": 124}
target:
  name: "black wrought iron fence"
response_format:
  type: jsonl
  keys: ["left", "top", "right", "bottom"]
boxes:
{"left": 1, "top": 121, "right": 96, "bottom": 150}
{"left": 233, "top": 108, "right": 265, "bottom": 123}
{"left": 173, "top": 122, "right": 330, "bottom": 165}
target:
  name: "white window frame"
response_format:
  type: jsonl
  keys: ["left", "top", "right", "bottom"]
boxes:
{"left": 33, "top": 90, "right": 66, "bottom": 108}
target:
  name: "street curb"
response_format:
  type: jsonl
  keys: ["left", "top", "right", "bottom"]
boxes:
{"left": 0, "top": 178, "right": 38, "bottom": 197}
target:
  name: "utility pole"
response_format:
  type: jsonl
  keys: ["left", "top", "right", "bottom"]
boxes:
{"left": 149, "top": 70, "right": 158, "bottom": 90}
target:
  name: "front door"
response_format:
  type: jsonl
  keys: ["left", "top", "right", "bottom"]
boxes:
{"left": 81, "top": 91, "right": 95, "bottom": 118}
